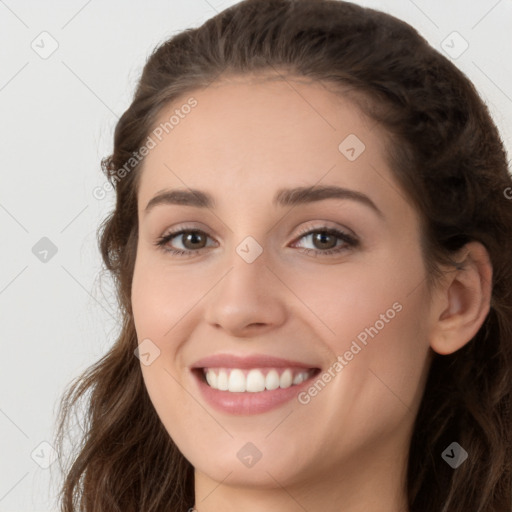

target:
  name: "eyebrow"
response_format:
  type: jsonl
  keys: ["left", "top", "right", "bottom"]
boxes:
{"left": 144, "top": 185, "right": 384, "bottom": 218}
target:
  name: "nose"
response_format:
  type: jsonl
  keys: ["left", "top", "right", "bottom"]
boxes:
{"left": 203, "top": 244, "right": 288, "bottom": 338}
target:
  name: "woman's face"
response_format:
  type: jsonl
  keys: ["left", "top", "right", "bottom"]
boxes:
{"left": 132, "top": 75, "right": 434, "bottom": 492}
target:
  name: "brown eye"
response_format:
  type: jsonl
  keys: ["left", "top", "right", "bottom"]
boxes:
{"left": 292, "top": 226, "right": 359, "bottom": 257}
{"left": 311, "top": 231, "right": 338, "bottom": 250}
{"left": 155, "top": 229, "right": 215, "bottom": 256}
{"left": 180, "top": 231, "right": 208, "bottom": 250}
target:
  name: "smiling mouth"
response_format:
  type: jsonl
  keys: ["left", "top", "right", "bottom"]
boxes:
{"left": 193, "top": 367, "right": 321, "bottom": 393}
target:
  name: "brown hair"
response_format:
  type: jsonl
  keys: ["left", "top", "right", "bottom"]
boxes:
{"left": 54, "top": 1, "right": 512, "bottom": 510}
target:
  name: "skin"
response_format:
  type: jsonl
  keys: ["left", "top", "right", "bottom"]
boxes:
{"left": 131, "top": 74, "right": 492, "bottom": 512}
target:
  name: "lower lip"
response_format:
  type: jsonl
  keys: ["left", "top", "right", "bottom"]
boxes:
{"left": 191, "top": 369, "right": 318, "bottom": 415}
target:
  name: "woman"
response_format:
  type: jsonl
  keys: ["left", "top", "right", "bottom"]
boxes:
{"left": 55, "top": 0, "right": 512, "bottom": 510}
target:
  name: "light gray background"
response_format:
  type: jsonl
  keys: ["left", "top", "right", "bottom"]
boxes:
{"left": 1, "top": 0, "right": 511, "bottom": 510}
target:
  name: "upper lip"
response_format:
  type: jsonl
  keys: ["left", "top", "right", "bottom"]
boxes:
{"left": 191, "top": 353, "right": 320, "bottom": 370}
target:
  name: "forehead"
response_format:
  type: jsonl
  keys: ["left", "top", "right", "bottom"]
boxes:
{"left": 137, "top": 75, "right": 394, "bottom": 209}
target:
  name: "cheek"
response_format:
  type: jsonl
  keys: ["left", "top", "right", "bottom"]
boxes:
{"left": 131, "top": 254, "right": 206, "bottom": 340}
{"left": 298, "top": 242, "right": 431, "bottom": 422}
{"left": 330, "top": 283, "right": 431, "bottom": 444}
{"left": 132, "top": 258, "right": 207, "bottom": 443}
{"left": 280, "top": 244, "right": 427, "bottom": 356}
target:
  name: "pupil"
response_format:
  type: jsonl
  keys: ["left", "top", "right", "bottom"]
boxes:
{"left": 315, "top": 232, "right": 335, "bottom": 249}
{"left": 185, "top": 232, "right": 204, "bottom": 249}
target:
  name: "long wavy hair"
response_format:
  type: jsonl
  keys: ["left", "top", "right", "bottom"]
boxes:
{"left": 54, "top": 0, "right": 512, "bottom": 510}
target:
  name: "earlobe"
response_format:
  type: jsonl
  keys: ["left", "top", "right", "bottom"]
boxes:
{"left": 429, "top": 241, "right": 493, "bottom": 356}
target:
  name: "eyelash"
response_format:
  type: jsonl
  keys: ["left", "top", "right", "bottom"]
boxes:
{"left": 154, "top": 224, "right": 359, "bottom": 259}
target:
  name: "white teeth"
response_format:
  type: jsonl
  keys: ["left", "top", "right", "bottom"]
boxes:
{"left": 265, "top": 370, "right": 280, "bottom": 390}
{"left": 228, "top": 369, "right": 246, "bottom": 392}
{"left": 280, "top": 369, "right": 293, "bottom": 389}
{"left": 246, "top": 369, "right": 266, "bottom": 392}
{"left": 205, "top": 370, "right": 217, "bottom": 388}
{"left": 217, "top": 370, "right": 229, "bottom": 391}
{"left": 203, "top": 368, "right": 313, "bottom": 392}
{"left": 293, "top": 372, "right": 306, "bottom": 385}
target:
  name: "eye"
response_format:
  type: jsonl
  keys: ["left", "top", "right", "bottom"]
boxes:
{"left": 290, "top": 226, "right": 359, "bottom": 257}
{"left": 155, "top": 228, "right": 216, "bottom": 257}
{"left": 154, "top": 225, "right": 359, "bottom": 258}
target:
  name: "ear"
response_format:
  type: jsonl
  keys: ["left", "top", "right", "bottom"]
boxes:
{"left": 429, "top": 241, "right": 493, "bottom": 355}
